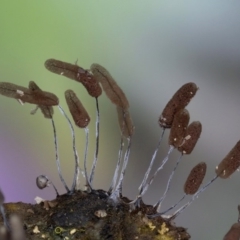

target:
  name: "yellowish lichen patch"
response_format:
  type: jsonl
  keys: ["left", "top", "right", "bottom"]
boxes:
{"left": 158, "top": 222, "right": 169, "bottom": 235}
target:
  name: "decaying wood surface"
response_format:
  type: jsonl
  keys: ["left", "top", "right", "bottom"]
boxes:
{"left": 0, "top": 190, "right": 190, "bottom": 240}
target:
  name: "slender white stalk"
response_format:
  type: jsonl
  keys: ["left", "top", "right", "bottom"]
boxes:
{"left": 159, "top": 194, "right": 186, "bottom": 215}
{"left": 50, "top": 117, "right": 69, "bottom": 192}
{"left": 89, "top": 98, "right": 100, "bottom": 185}
{"left": 108, "top": 135, "right": 124, "bottom": 193}
{"left": 140, "top": 145, "right": 174, "bottom": 197}
{"left": 138, "top": 128, "right": 165, "bottom": 194}
{"left": 58, "top": 105, "right": 84, "bottom": 192}
{"left": 110, "top": 137, "right": 132, "bottom": 200}
{"left": 84, "top": 127, "right": 92, "bottom": 191}
{"left": 170, "top": 175, "right": 218, "bottom": 219}
{"left": 154, "top": 153, "right": 183, "bottom": 212}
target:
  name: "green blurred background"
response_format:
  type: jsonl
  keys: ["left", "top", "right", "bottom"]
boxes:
{"left": 1, "top": 1, "right": 240, "bottom": 239}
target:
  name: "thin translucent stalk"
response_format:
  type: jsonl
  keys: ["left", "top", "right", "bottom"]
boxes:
{"left": 154, "top": 153, "right": 183, "bottom": 212}
{"left": 170, "top": 175, "right": 219, "bottom": 219}
{"left": 159, "top": 194, "right": 186, "bottom": 215}
{"left": 89, "top": 98, "right": 100, "bottom": 185}
{"left": 146, "top": 194, "right": 186, "bottom": 218}
{"left": 108, "top": 109, "right": 127, "bottom": 194}
{"left": 51, "top": 182, "right": 60, "bottom": 197}
{"left": 84, "top": 127, "right": 92, "bottom": 191}
{"left": 58, "top": 105, "right": 84, "bottom": 192}
{"left": 110, "top": 137, "right": 132, "bottom": 200}
{"left": 140, "top": 145, "right": 174, "bottom": 197}
{"left": 138, "top": 128, "right": 165, "bottom": 194}
{"left": 108, "top": 134, "right": 124, "bottom": 194}
{"left": 50, "top": 117, "right": 69, "bottom": 192}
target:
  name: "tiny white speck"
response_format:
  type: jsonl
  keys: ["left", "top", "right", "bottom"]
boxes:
{"left": 16, "top": 89, "right": 24, "bottom": 96}
{"left": 185, "top": 135, "right": 191, "bottom": 140}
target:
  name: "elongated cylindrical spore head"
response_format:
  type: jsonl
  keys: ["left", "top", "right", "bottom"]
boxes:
{"left": 29, "top": 81, "right": 58, "bottom": 107}
{"left": 223, "top": 223, "right": 240, "bottom": 240}
{"left": 169, "top": 109, "right": 190, "bottom": 148}
{"left": 45, "top": 59, "right": 79, "bottom": 80}
{"left": 0, "top": 82, "right": 58, "bottom": 106}
{"left": 215, "top": 141, "right": 240, "bottom": 179}
{"left": 159, "top": 82, "right": 198, "bottom": 128}
{"left": 116, "top": 106, "right": 134, "bottom": 138}
{"left": 65, "top": 90, "right": 90, "bottom": 128}
{"left": 79, "top": 74, "right": 102, "bottom": 98}
{"left": 184, "top": 162, "right": 207, "bottom": 195}
{"left": 45, "top": 59, "right": 102, "bottom": 98}
{"left": 0, "top": 82, "right": 31, "bottom": 101}
{"left": 178, "top": 121, "right": 202, "bottom": 154}
{"left": 91, "top": 63, "right": 129, "bottom": 109}
{"left": 29, "top": 81, "right": 54, "bottom": 118}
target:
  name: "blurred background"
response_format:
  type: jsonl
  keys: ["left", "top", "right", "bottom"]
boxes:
{"left": 1, "top": 1, "right": 240, "bottom": 239}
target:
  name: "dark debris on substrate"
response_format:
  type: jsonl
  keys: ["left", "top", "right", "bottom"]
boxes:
{"left": 0, "top": 190, "right": 190, "bottom": 240}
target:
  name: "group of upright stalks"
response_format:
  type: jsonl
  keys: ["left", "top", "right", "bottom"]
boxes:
{"left": 0, "top": 59, "right": 240, "bottom": 239}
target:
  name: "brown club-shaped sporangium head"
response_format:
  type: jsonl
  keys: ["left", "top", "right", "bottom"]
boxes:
{"left": 29, "top": 81, "right": 54, "bottom": 118}
{"left": 90, "top": 63, "right": 129, "bottom": 109}
{"left": 159, "top": 82, "right": 198, "bottom": 128}
{"left": 0, "top": 82, "right": 58, "bottom": 106}
{"left": 116, "top": 106, "right": 134, "bottom": 138}
{"left": 184, "top": 162, "right": 207, "bottom": 195}
{"left": 27, "top": 80, "right": 59, "bottom": 106}
{"left": 45, "top": 59, "right": 79, "bottom": 81}
{"left": 178, "top": 121, "right": 202, "bottom": 154}
{"left": 215, "top": 140, "right": 240, "bottom": 179}
{"left": 223, "top": 223, "right": 240, "bottom": 240}
{"left": 79, "top": 73, "right": 102, "bottom": 98}
{"left": 45, "top": 59, "right": 102, "bottom": 98}
{"left": 65, "top": 89, "right": 90, "bottom": 128}
{"left": 169, "top": 109, "right": 190, "bottom": 148}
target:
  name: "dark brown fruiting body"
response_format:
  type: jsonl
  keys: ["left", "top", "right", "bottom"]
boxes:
{"left": 178, "top": 121, "right": 202, "bottom": 154}
{"left": 159, "top": 82, "right": 198, "bottom": 128}
{"left": 65, "top": 90, "right": 90, "bottom": 128}
{"left": 116, "top": 106, "right": 134, "bottom": 137}
{"left": 45, "top": 59, "right": 80, "bottom": 80}
{"left": 223, "top": 223, "right": 240, "bottom": 240}
{"left": 184, "top": 162, "right": 207, "bottom": 195}
{"left": 91, "top": 63, "right": 129, "bottom": 109}
{"left": 29, "top": 81, "right": 54, "bottom": 118}
{"left": 215, "top": 141, "right": 240, "bottom": 178}
{"left": 0, "top": 82, "right": 59, "bottom": 106}
{"left": 45, "top": 59, "right": 102, "bottom": 98}
{"left": 169, "top": 109, "right": 190, "bottom": 148}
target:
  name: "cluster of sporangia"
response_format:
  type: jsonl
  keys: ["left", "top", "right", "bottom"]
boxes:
{"left": 0, "top": 59, "right": 240, "bottom": 239}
